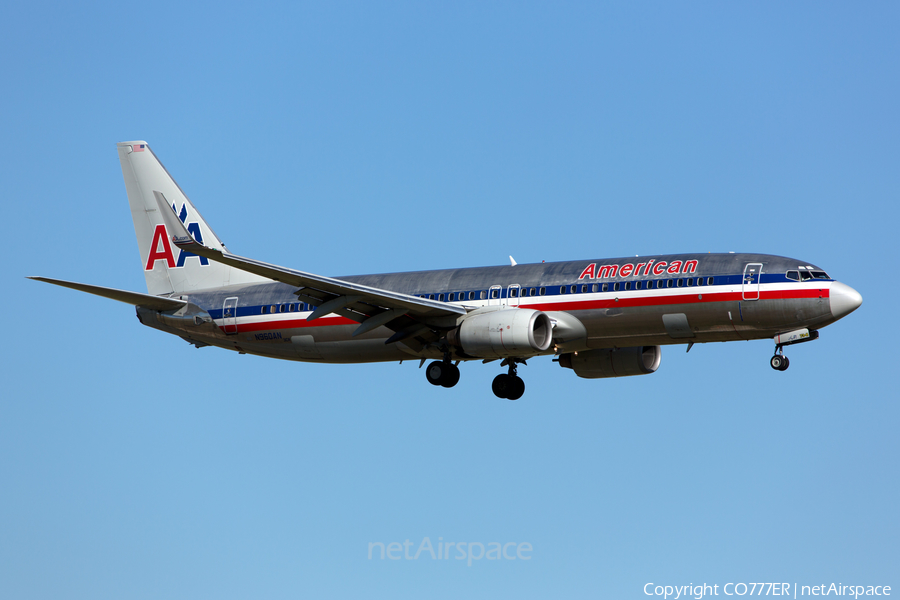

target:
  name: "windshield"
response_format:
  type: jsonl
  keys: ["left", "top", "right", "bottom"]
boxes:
{"left": 787, "top": 268, "right": 830, "bottom": 281}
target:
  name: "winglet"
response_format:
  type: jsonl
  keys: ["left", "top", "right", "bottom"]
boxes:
{"left": 154, "top": 191, "right": 196, "bottom": 245}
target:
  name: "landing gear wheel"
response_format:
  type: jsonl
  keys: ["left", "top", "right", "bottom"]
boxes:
{"left": 426, "top": 361, "right": 446, "bottom": 386}
{"left": 492, "top": 374, "right": 511, "bottom": 398}
{"left": 770, "top": 355, "right": 789, "bottom": 371}
{"left": 441, "top": 363, "right": 460, "bottom": 388}
{"left": 426, "top": 361, "right": 460, "bottom": 388}
{"left": 506, "top": 376, "right": 525, "bottom": 400}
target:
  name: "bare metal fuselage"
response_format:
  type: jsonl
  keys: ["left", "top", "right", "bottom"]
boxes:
{"left": 139, "top": 252, "right": 850, "bottom": 364}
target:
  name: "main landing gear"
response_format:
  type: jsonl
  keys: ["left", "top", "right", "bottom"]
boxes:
{"left": 426, "top": 359, "right": 460, "bottom": 388}
{"left": 424, "top": 355, "right": 527, "bottom": 400}
{"left": 492, "top": 359, "right": 525, "bottom": 401}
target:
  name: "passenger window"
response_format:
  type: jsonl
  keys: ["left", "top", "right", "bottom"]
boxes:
{"left": 510, "top": 289, "right": 518, "bottom": 298}
{"left": 676, "top": 279, "right": 683, "bottom": 287}
{"left": 560, "top": 286, "right": 567, "bottom": 295}
{"left": 624, "top": 282, "right": 631, "bottom": 291}
{"left": 666, "top": 280, "right": 673, "bottom": 288}
{"left": 468, "top": 292, "right": 475, "bottom": 301}
{"left": 591, "top": 283, "right": 599, "bottom": 293}
{"left": 480, "top": 291, "right": 487, "bottom": 300}
{"left": 539, "top": 287, "right": 546, "bottom": 296}
{"left": 707, "top": 277, "right": 714, "bottom": 285}
{"left": 635, "top": 281, "right": 642, "bottom": 290}
{"left": 686, "top": 278, "right": 693, "bottom": 287}
{"left": 602, "top": 283, "right": 608, "bottom": 292}
{"left": 697, "top": 278, "right": 704, "bottom": 287}
{"left": 614, "top": 283, "right": 620, "bottom": 292}
{"left": 261, "top": 307, "right": 266, "bottom": 315}
{"left": 438, "top": 294, "right": 444, "bottom": 301}
{"left": 270, "top": 305, "right": 277, "bottom": 314}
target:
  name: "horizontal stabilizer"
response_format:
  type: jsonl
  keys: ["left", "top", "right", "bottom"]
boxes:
{"left": 28, "top": 277, "right": 187, "bottom": 311}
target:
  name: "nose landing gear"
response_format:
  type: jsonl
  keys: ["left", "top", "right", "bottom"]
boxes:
{"left": 769, "top": 328, "right": 819, "bottom": 371}
{"left": 770, "top": 352, "right": 790, "bottom": 371}
{"left": 492, "top": 359, "right": 526, "bottom": 400}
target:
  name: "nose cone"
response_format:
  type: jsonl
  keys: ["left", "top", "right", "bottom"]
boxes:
{"left": 830, "top": 281, "right": 863, "bottom": 320}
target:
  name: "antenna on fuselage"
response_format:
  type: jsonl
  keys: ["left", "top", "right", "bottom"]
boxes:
{"left": 509, "top": 256, "right": 517, "bottom": 266}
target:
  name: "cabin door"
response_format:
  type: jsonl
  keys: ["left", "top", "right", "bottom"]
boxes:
{"left": 742, "top": 263, "right": 762, "bottom": 301}
{"left": 488, "top": 285, "right": 503, "bottom": 306}
{"left": 506, "top": 284, "right": 521, "bottom": 308}
{"left": 223, "top": 297, "right": 238, "bottom": 334}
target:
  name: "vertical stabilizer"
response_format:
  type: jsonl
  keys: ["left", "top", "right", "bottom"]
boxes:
{"left": 117, "top": 141, "right": 266, "bottom": 296}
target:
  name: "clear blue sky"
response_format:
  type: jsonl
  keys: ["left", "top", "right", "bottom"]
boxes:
{"left": 2, "top": 2, "right": 897, "bottom": 598}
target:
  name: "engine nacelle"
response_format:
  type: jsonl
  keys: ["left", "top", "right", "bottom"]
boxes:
{"left": 449, "top": 308, "right": 553, "bottom": 359}
{"left": 558, "top": 346, "right": 661, "bottom": 379}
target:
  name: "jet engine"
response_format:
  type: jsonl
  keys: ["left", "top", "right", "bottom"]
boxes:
{"left": 558, "top": 346, "right": 661, "bottom": 379}
{"left": 448, "top": 308, "right": 553, "bottom": 359}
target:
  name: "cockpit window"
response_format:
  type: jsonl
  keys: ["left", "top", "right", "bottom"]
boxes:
{"left": 811, "top": 270, "right": 830, "bottom": 279}
{"left": 800, "top": 271, "right": 812, "bottom": 281}
{"left": 786, "top": 271, "right": 799, "bottom": 281}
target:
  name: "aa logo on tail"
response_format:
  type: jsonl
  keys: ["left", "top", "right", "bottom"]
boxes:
{"left": 145, "top": 203, "right": 210, "bottom": 270}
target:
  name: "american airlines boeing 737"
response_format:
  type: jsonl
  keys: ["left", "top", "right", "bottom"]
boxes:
{"left": 31, "top": 141, "right": 863, "bottom": 399}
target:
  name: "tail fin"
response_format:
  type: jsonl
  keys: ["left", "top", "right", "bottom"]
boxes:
{"left": 117, "top": 141, "right": 266, "bottom": 296}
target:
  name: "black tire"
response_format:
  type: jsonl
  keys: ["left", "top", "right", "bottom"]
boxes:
{"left": 779, "top": 356, "right": 790, "bottom": 371}
{"left": 506, "top": 376, "right": 525, "bottom": 400}
{"left": 426, "top": 361, "right": 445, "bottom": 386}
{"left": 441, "top": 363, "right": 461, "bottom": 388}
{"left": 770, "top": 355, "right": 784, "bottom": 370}
{"left": 492, "top": 374, "right": 511, "bottom": 398}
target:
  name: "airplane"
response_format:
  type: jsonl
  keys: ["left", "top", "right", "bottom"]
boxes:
{"left": 30, "top": 141, "right": 863, "bottom": 400}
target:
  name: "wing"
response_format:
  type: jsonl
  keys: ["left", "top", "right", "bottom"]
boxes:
{"left": 28, "top": 277, "right": 188, "bottom": 311}
{"left": 155, "top": 195, "right": 466, "bottom": 343}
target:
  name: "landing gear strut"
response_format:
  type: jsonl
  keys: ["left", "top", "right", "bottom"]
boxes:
{"left": 426, "top": 358, "right": 460, "bottom": 388}
{"left": 492, "top": 359, "right": 526, "bottom": 400}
